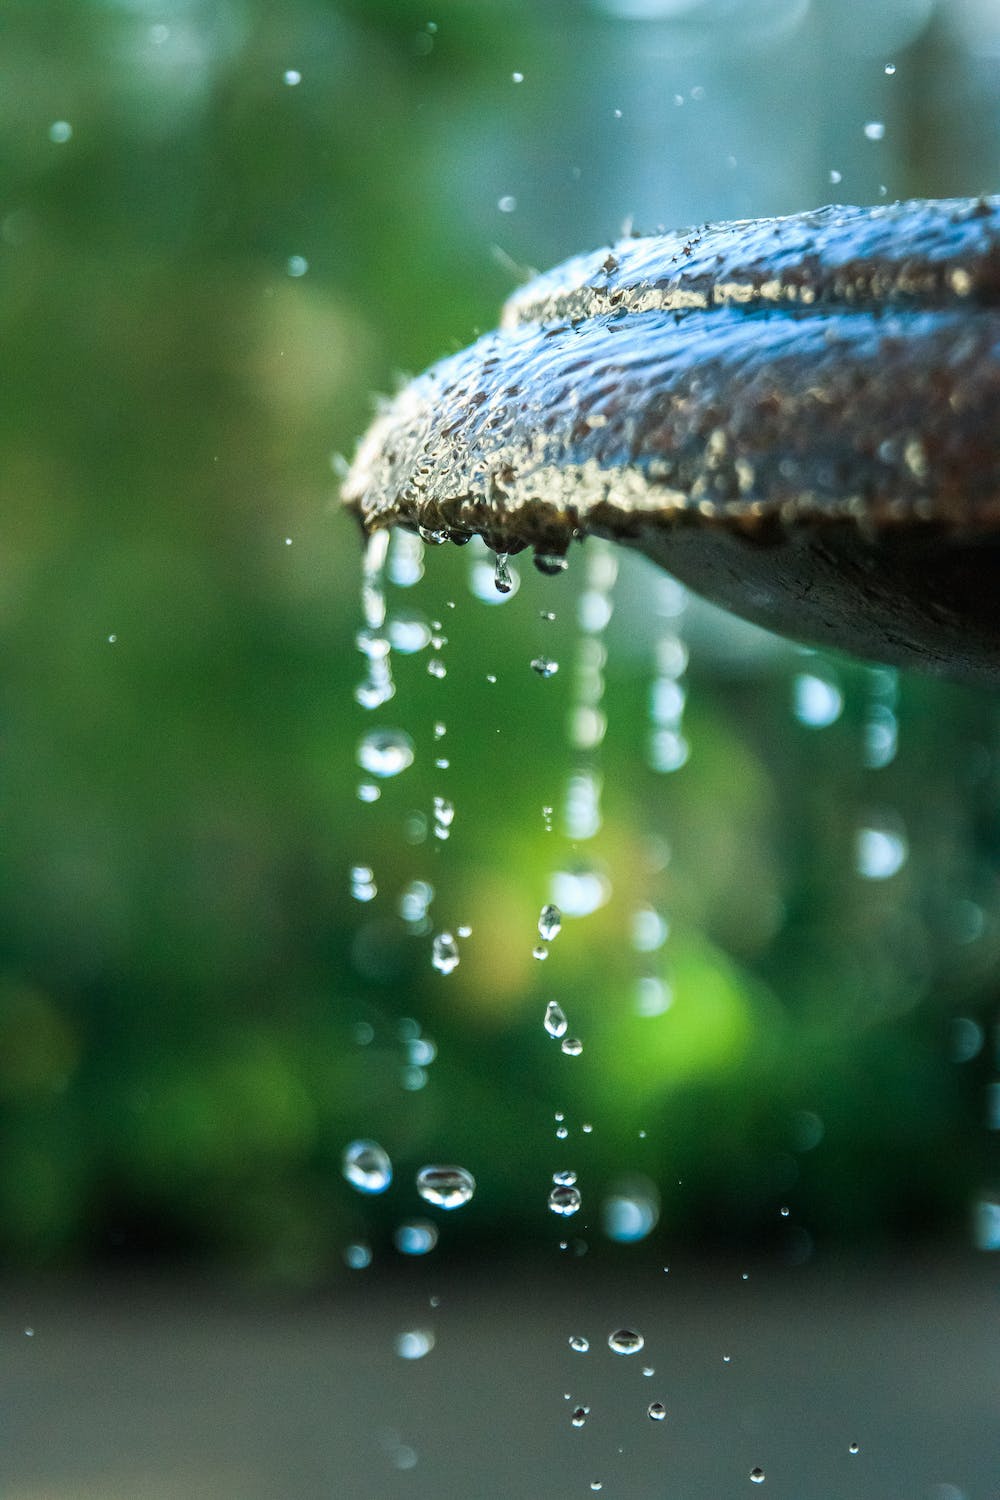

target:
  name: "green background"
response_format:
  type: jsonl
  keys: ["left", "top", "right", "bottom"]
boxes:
{"left": 2, "top": 0, "right": 999, "bottom": 1283}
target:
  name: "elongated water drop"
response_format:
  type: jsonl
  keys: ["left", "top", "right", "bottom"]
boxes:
{"left": 571, "top": 1407, "right": 588, "bottom": 1428}
{"left": 416, "top": 1164, "right": 476, "bottom": 1209}
{"left": 494, "top": 552, "right": 512, "bottom": 594}
{"left": 342, "top": 1139, "right": 392, "bottom": 1195}
{"left": 608, "top": 1328, "right": 644, "bottom": 1355}
{"left": 357, "top": 728, "right": 414, "bottom": 778}
{"left": 544, "top": 1001, "right": 568, "bottom": 1038}
{"left": 538, "top": 903, "right": 562, "bottom": 941}
{"left": 549, "top": 1184, "right": 582, "bottom": 1216}
{"left": 431, "top": 932, "right": 460, "bottom": 975}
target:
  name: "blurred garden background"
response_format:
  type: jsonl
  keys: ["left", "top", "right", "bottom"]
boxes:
{"left": 2, "top": 0, "right": 1000, "bottom": 1294}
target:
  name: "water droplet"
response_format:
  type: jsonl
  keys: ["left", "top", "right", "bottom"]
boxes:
{"left": 286, "top": 254, "right": 309, "bottom": 277}
{"left": 283, "top": 68, "right": 302, "bottom": 85}
{"left": 634, "top": 975, "right": 672, "bottom": 1018}
{"left": 107, "top": 633, "right": 117, "bottom": 644}
{"left": 343, "top": 1241, "right": 372, "bottom": 1269}
{"left": 538, "top": 903, "right": 562, "bottom": 941}
{"left": 427, "top": 658, "right": 447, "bottom": 679}
{"left": 433, "top": 796, "right": 455, "bottom": 840}
{"left": 394, "top": 1220, "right": 439, "bottom": 1256}
{"left": 416, "top": 1164, "right": 476, "bottom": 1209}
{"left": 534, "top": 551, "right": 569, "bottom": 576}
{"left": 555, "top": 1124, "right": 569, "bottom": 1139}
{"left": 431, "top": 932, "right": 460, "bottom": 975}
{"left": 856, "top": 824, "right": 907, "bottom": 879}
{"left": 388, "top": 613, "right": 431, "bottom": 654}
{"left": 553, "top": 1170, "right": 577, "bottom": 1186}
{"left": 723, "top": 1354, "right": 732, "bottom": 1364}
{"left": 388, "top": 530, "right": 424, "bottom": 587}
{"left": 530, "top": 656, "right": 559, "bottom": 678}
{"left": 590, "top": 1482, "right": 602, "bottom": 1492}
{"left": 357, "top": 729, "right": 414, "bottom": 778}
{"left": 493, "top": 553, "right": 514, "bottom": 594}
{"left": 648, "top": 1402, "right": 666, "bottom": 1421}
{"left": 350, "top": 864, "right": 377, "bottom": 902}
{"left": 545, "top": 1001, "right": 568, "bottom": 1038}
{"left": 779, "top": 1205, "right": 790, "bottom": 1217}
{"left": 568, "top": 1334, "right": 589, "bottom": 1352}
{"left": 551, "top": 864, "right": 610, "bottom": 916}
{"left": 864, "top": 120, "right": 885, "bottom": 140}
{"left": 400, "top": 879, "right": 434, "bottom": 925}
{"left": 395, "top": 1328, "right": 435, "bottom": 1360}
{"left": 608, "top": 1328, "right": 644, "bottom": 1355}
{"left": 602, "top": 1184, "right": 659, "bottom": 1242}
{"left": 434, "top": 721, "right": 447, "bottom": 739}
{"left": 48, "top": 120, "right": 72, "bottom": 143}
{"left": 830, "top": 168, "right": 843, "bottom": 184}
{"left": 642, "top": 1366, "right": 655, "bottom": 1377}
{"left": 456, "top": 923, "right": 472, "bottom": 938}
{"left": 511, "top": 70, "right": 524, "bottom": 82}
{"left": 498, "top": 195, "right": 517, "bottom": 213}
{"left": 342, "top": 1139, "right": 393, "bottom": 1195}
{"left": 532, "top": 944, "right": 549, "bottom": 961}
{"left": 750, "top": 1467, "right": 765, "bottom": 1484}
{"left": 884, "top": 61, "right": 896, "bottom": 74}
{"left": 849, "top": 1441, "right": 860, "bottom": 1455}
{"left": 571, "top": 1406, "right": 588, "bottom": 1427}
{"left": 486, "top": 673, "right": 498, "bottom": 684}
{"left": 582, "top": 1122, "right": 593, "bottom": 1134}
{"left": 549, "top": 1184, "right": 582, "bottom": 1216}
{"left": 793, "top": 673, "right": 843, "bottom": 728}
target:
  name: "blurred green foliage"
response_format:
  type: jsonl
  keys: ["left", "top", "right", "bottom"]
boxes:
{"left": 1, "top": 0, "right": 999, "bottom": 1282}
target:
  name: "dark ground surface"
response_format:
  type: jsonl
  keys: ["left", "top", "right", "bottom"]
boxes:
{"left": 2, "top": 1249, "right": 998, "bottom": 1500}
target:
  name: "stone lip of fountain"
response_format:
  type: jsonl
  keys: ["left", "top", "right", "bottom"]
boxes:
{"left": 343, "top": 195, "right": 1000, "bottom": 681}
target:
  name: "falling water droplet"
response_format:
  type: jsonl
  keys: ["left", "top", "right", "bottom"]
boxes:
{"left": 494, "top": 553, "right": 513, "bottom": 594}
{"left": 792, "top": 673, "right": 843, "bottom": 728}
{"left": 608, "top": 1329, "right": 644, "bottom": 1355}
{"left": 533, "top": 944, "right": 549, "bottom": 961}
{"left": 394, "top": 1220, "right": 439, "bottom": 1256}
{"left": 849, "top": 1441, "right": 860, "bottom": 1455}
{"left": 283, "top": 68, "right": 302, "bottom": 85}
{"left": 395, "top": 1329, "right": 435, "bottom": 1360}
{"left": 750, "top": 1467, "right": 766, "bottom": 1484}
{"left": 350, "top": 865, "right": 377, "bottom": 902}
{"left": 544, "top": 1001, "right": 568, "bottom": 1038}
{"left": 433, "top": 796, "right": 455, "bottom": 840}
{"left": 431, "top": 932, "right": 460, "bottom": 975}
{"left": 538, "top": 904, "right": 562, "bottom": 941}
{"left": 342, "top": 1139, "right": 393, "bottom": 1195}
{"left": 568, "top": 1334, "right": 589, "bottom": 1352}
{"left": 864, "top": 120, "right": 885, "bottom": 140}
{"left": 856, "top": 824, "right": 907, "bottom": 879}
{"left": 561, "top": 1038, "right": 583, "bottom": 1057}
{"left": 553, "top": 1170, "right": 577, "bottom": 1186}
{"left": 642, "top": 1365, "right": 655, "bottom": 1377}
{"left": 648, "top": 1402, "right": 666, "bottom": 1421}
{"left": 555, "top": 1124, "right": 569, "bottom": 1139}
{"left": 511, "top": 70, "right": 524, "bottom": 82}
{"left": 286, "top": 254, "right": 309, "bottom": 277}
{"left": 343, "top": 1241, "right": 372, "bottom": 1269}
{"left": 884, "top": 62, "right": 896, "bottom": 74}
{"left": 357, "top": 729, "right": 414, "bottom": 778}
{"left": 530, "top": 656, "right": 559, "bottom": 678}
{"left": 571, "top": 1407, "right": 588, "bottom": 1427}
{"left": 549, "top": 1184, "right": 582, "bottom": 1216}
{"left": 416, "top": 1164, "right": 476, "bottom": 1209}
